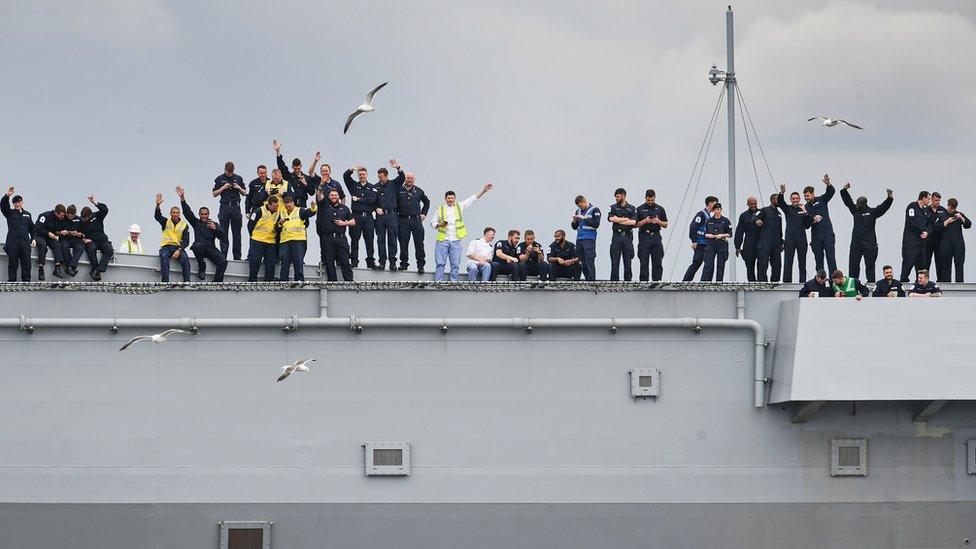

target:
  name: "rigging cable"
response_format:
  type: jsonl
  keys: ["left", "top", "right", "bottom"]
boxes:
{"left": 665, "top": 87, "right": 726, "bottom": 280}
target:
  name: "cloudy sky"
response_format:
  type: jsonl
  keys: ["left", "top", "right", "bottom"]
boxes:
{"left": 2, "top": 0, "right": 975, "bottom": 281}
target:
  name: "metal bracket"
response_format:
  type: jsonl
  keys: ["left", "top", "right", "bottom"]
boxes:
{"left": 913, "top": 400, "right": 948, "bottom": 423}
{"left": 18, "top": 315, "right": 34, "bottom": 334}
{"left": 791, "top": 400, "right": 825, "bottom": 423}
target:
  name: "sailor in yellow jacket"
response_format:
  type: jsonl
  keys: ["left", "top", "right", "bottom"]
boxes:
{"left": 429, "top": 183, "right": 493, "bottom": 281}
{"left": 247, "top": 195, "right": 281, "bottom": 282}
{"left": 154, "top": 192, "right": 190, "bottom": 283}
{"left": 276, "top": 194, "right": 317, "bottom": 281}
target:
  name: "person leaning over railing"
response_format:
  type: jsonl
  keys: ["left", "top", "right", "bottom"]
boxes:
{"left": 908, "top": 269, "right": 942, "bottom": 297}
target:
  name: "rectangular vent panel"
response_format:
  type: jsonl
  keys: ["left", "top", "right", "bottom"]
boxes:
{"left": 630, "top": 368, "right": 660, "bottom": 398}
{"left": 831, "top": 438, "right": 868, "bottom": 477}
{"left": 364, "top": 441, "right": 411, "bottom": 476}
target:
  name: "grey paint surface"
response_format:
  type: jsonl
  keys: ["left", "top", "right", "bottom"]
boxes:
{"left": 770, "top": 299, "right": 976, "bottom": 402}
{"left": 2, "top": 502, "right": 975, "bottom": 549}
{"left": 1, "top": 266, "right": 975, "bottom": 546}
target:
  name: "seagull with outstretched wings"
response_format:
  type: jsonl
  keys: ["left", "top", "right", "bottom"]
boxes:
{"left": 807, "top": 116, "right": 863, "bottom": 130}
{"left": 344, "top": 82, "right": 388, "bottom": 134}
{"left": 118, "top": 329, "right": 189, "bottom": 351}
{"left": 277, "top": 358, "right": 317, "bottom": 382}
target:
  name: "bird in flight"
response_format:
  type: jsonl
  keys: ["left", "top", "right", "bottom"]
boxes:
{"left": 807, "top": 116, "right": 863, "bottom": 130}
{"left": 277, "top": 358, "right": 317, "bottom": 382}
{"left": 344, "top": 82, "right": 388, "bottom": 134}
{"left": 118, "top": 329, "right": 189, "bottom": 351}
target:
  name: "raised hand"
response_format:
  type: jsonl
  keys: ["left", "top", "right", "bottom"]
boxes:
{"left": 155, "top": 193, "right": 164, "bottom": 206}
{"left": 273, "top": 140, "right": 281, "bottom": 154}
{"left": 483, "top": 183, "right": 494, "bottom": 193}
{"left": 389, "top": 158, "right": 400, "bottom": 170}
{"left": 843, "top": 182, "right": 851, "bottom": 190}
{"left": 175, "top": 186, "right": 185, "bottom": 198}
{"left": 5, "top": 186, "right": 13, "bottom": 196}
{"left": 313, "top": 151, "right": 321, "bottom": 163}
{"left": 822, "top": 174, "right": 831, "bottom": 186}
{"left": 886, "top": 189, "right": 893, "bottom": 197}
{"left": 88, "top": 195, "right": 97, "bottom": 205}
{"left": 779, "top": 184, "right": 786, "bottom": 194}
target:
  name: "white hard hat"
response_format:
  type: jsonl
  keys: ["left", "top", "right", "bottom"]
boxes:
{"left": 129, "top": 224, "right": 142, "bottom": 233}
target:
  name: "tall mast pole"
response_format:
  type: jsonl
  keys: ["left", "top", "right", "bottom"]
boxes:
{"left": 725, "top": 6, "right": 737, "bottom": 281}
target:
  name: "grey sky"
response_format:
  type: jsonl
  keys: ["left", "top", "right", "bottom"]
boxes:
{"left": 2, "top": 0, "right": 975, "bottom": 281}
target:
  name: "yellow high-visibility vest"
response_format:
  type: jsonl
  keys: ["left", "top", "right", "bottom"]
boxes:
{"left": 435, "top": 204, "right": 465, "bottom": 241}
{"left": 159, "top": 218, "right": 188, "bottom": 248}
{"left": 250, "top": 206, "right": 279, "bottom": 244}
{"left": 279, "top": 205, "right": 310, "bottom": 243}
{"left": 264, "top": 180, "right": 289, "bottom": 205}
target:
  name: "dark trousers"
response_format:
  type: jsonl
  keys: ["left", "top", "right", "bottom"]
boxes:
{"left": 247, "top": 240, "right": 277, "bottom": 282}
{"left": 350, "top": 212, "right": 375, "bottom": 265}
{"left": 85, "top": 240, "right": 113, "bottom": 272}
{"left": 397, "top": 216, "right": 425, "bottom": 269}
{"left": 782, "top": 234, "right": 807, "bottom": 283}
{"left": 320, "top": 233, "right": 353, "bottom": 281}
{"left": 375, "top": 211, "right": 399, "bottom": 264}
{"left": 551, "top": 262, "right": 582, "bottom": 280}
{"left": 279, "top": 240, "right": 307, "bottom": 281}
{"left": 702, "top": 242, "right": 729, "bottom": 282}
{"left": 218, "top": 204, "right": 243, "bottom": 260}
{"left": 577, "top": 239, "right": 597, "bottom": 281}
{"left": 60, "top": 239, "right": 85, "bottom": 269}
{"left": 849, "top": 240, "right": 878, "bottom": 282}
{"left": 637, "top": 234, "right": 664, "bottom": 281}
{"left": 609, "top": 233, "right": 634, "bottom": 281}
{"left": 192, "top": 243, "right": 228, "bottom": 282}
{"left": 490, "top": 260, "right": 524, "bottom": 281}
{"left": 682, "top": 244, "right": 707, "bottom": 281}
{"left": 924, "top": 240, "right": 940, "bottom": 271}
{"left": 159, "top": 245, "right": 190, "bottom": 282}
{"left": 756, "top": 244, "right": 781, "bottom": 282}
{"left": 520, "top": 261, "right": 552, "bottom": 281}
{"left": 810, "top": 233, "right": 837, "bottom": 274}
{"left": 4, "top": 242, "right": 31, "bottom": 281}
{"left": 36, "top": 237, "right": 64, "bottom": 265}
{"left": 937, "top": 239, "right": 965, "bottom": 282}
{"left": 900, "top": 237, "right": 927, "bottom": 282}
{"left": 740, "top": 247, "right": 758, "bottom": 282}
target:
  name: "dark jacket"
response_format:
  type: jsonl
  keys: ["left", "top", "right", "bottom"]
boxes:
{"left": 181, "top": 200, "right": 226, "bottom": 248}
{"left": 872, "top": 278, "right": 905, "bottom": 297}
{"left": 840, "top": 189, "right": 892, "bottom": 245}
{"left": 776, "top": 193, "right": 813, "bottom": 241}
{"left": 806, "top": 185, "right": 835, "bottom": 238}
{"left": 375, "top": 170, "right": 405, "bottom": 210}
{"left": 343, "top": 170, "right": 379, "bottom": 214}
{"left": 734, "top": 209, "right": 761, "bottom": 253}
{"left": 0, "top": 195, "right": 35, "bottom": 245}
{"left": 755, "top": 205, "right": 783, "bottom": 249}
{"left": 79, "top": 202, "right": 110, "bottom": 242}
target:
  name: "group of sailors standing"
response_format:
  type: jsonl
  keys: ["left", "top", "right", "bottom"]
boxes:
{"left": 2, "top": 155, "right": 969, "bottom": 286}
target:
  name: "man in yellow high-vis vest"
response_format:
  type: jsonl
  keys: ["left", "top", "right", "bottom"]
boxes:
{"left": 277, "top": 194, "right": 317, "bottom": 282}
{"left": 429, "top": 183, "right": 493, "bottom": 281}
{"left": 247, "top": 195, "right": 281, "bottom": 282}
{"left": 154, "top": 192, "right": 190, "bottom": 283}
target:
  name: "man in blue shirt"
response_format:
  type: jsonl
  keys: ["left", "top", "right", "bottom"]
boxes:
{"left": 1, "top": 187, "right": 35, "bottom": 282}
{"left": 908, "top": 269, "right": 941, "bottom": 297}
{"left": 373, "top": 159, "right": 405, "bottom": 272}
{"left": 396, "top": 172, "right": 431, "bottom": 274}
{"left": 571, "top": 195, "right": 601, "bottom": 281}
{"left": 211, "top": 161, "right": 246, "bottom": 261}
{"left": 804, "top": 174, "right": 837, "bottom": 274}
{"left": 872, "top": 265, "right": 905, "bottom": 297}
{"left": 607, "top": 188, "right": 637, "bottom": 282}
{"left": 682, "top": 196, "right": 718, "bottom": 281}
{"left": 344, "top": 165, "right": 380, "bottom": 269}
{"left": 777, "top": 185, "right": 813, "bottom": 283}
{"left": 733, "top": 197, "right": 761, "bottom": 281}
{"left": 635, "top": 189, "right": 668, "bottom": 282}
{"left": 547, "top": 230, "right": 581, "bottom": 280}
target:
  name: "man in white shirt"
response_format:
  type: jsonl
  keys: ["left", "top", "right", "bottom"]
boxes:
{"left": 430, "top": 183, "right": 493, "bottom": 281}
{"left": 118, "top": 224, "right": 144, "bottom": 254}
{"left": 465, "top": 227, "right": 495, "bottom": 281}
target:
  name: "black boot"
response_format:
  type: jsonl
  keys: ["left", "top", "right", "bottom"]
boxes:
{"left": 89, "top": 268, "right": 101, "bottom": 281}
{"left": 53, "top": 265, "right": 63, "bottom": 278}
{"left": 367, "top": 260, "right": 380, "bottom": 270}
{"left": 389, "top": 264, "right": 397, "bottom": 272}
{"left": 37, "top": 266, "right": 45, "bottom": 281}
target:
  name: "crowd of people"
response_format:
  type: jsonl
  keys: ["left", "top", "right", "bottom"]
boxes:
{"left": 1, "top": 144, "right": 970, "bottom": 291}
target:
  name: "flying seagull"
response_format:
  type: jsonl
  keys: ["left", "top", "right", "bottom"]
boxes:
{"left": 277, "top": 358, "right": 317, "bottom": 383}
{"left": 807, "top": 116, "right": 863, "bottom": 130}
{"left": 118, "top": 329, "right": 189, "bottom": 351}
{"left": 343, "top": 82, "right": 388, "bottom": 134}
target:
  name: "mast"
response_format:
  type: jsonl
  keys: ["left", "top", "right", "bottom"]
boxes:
{"left": 708, "top": 6, "right": 738, "bottom": 280}
{"left": 725, "top": 6, "right": 736, "bottom": 281}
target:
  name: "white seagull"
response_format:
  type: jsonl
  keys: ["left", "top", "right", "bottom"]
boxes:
{"left": 277, "top": 358, "right": 317, "bottom": 383}
{"left": 807, "top": 116, "right": 863, "bottom": 130}
{"left": 118, "top": 329, "right": 189, "bottom": 351}
{"left": 343, "top": 82, "right": 388, "bottom": 134}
